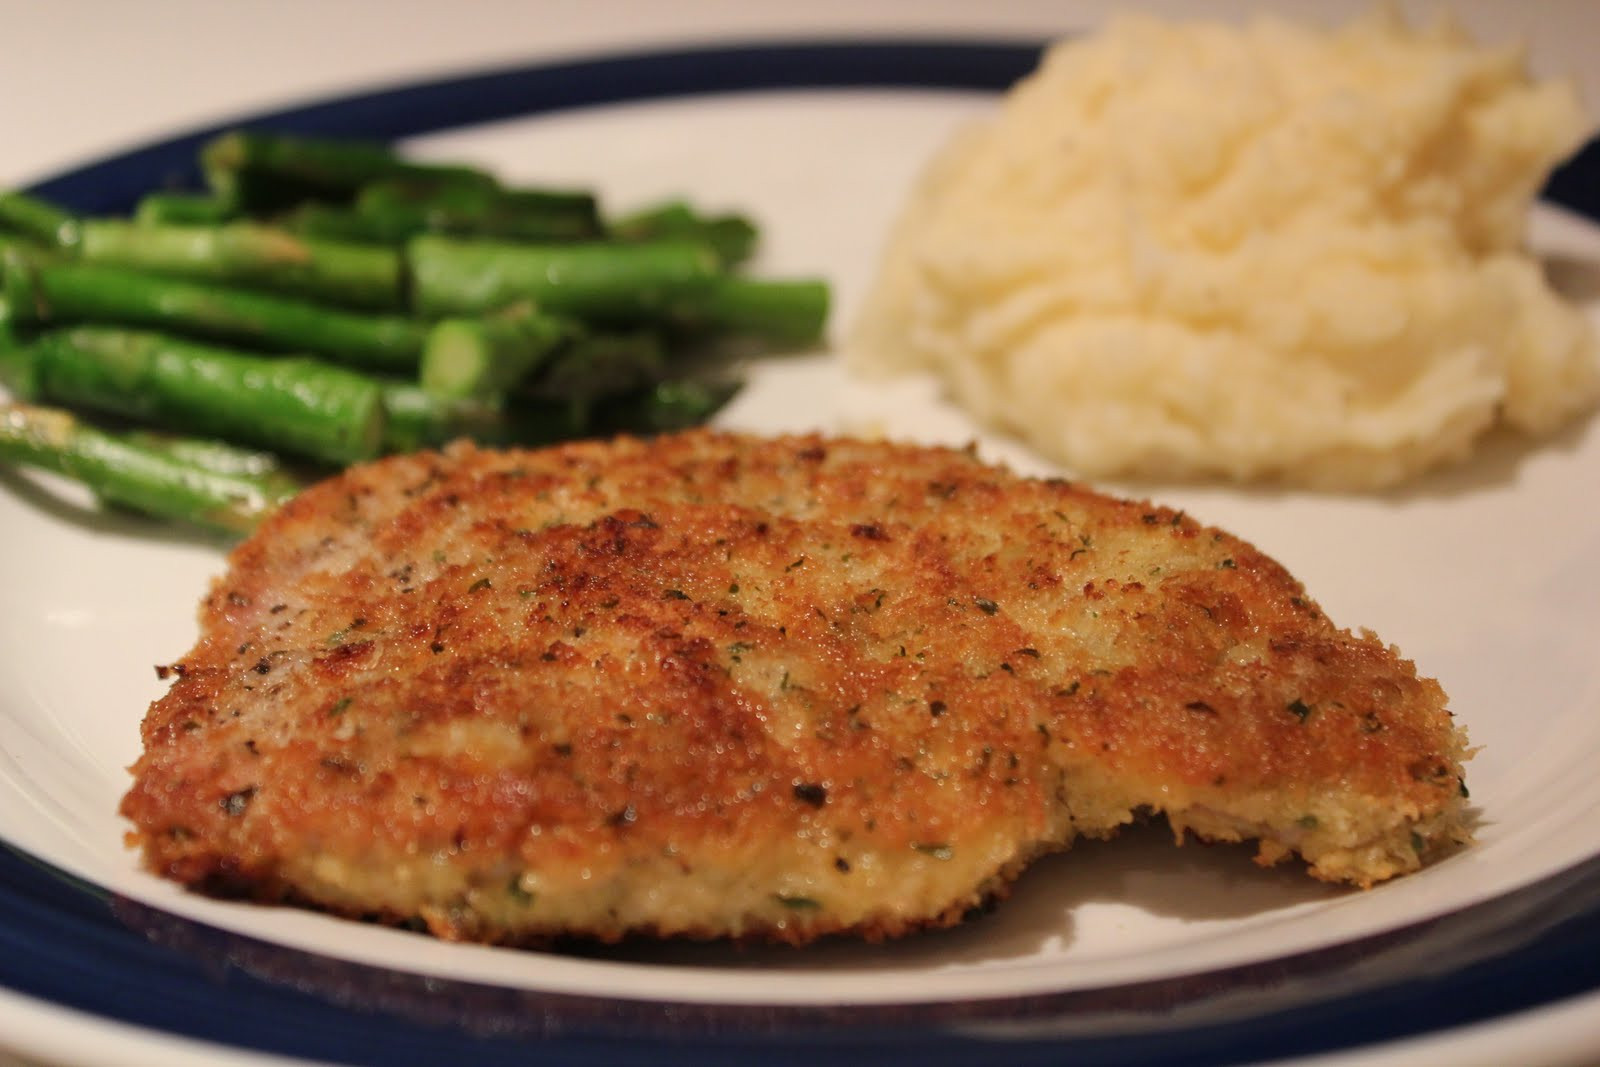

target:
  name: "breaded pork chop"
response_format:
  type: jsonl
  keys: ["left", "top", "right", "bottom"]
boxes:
{"left": 122, "top": 431, "right": 1471, "bottom": 945}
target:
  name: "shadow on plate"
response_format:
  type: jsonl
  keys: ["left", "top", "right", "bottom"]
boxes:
{"left": 1545, "top": 252, "right": 1600, "bottom": 305}
{"left": 94, "top": 833, "right": 1600, "bottom": 1045}
{"left": 99, "top": 825, "right": 1350, "bottom": 1041}
{"left": 1058, "top": 245, "right": 1600, "bottom": 507}
{"left": 562, "top": 822, "right": 1337, "bottom": 972}
{"left": 1102, "top": 409, "right": 1598, "bottom": 510}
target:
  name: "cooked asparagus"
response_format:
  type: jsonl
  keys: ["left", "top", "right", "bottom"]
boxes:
{"left": 125, "top": 429, "right": 301, "bottom": 491}
{"left": 6, "top": 259, "right": 426, "bottom": 372}
{"left": 0, "top": 400, "right": 296, "bottom": 532}
{"left": 134, "top": 192, "right": 236, "bottom": 226}
{"left": 29, "top": 326, "right": 386, "bottom": 465}
{"left": 589, "top": 377, "right": 742, "bottom": 433}
{"left": 78, "top": 220, "right": 403, "bottom": 311}
{"left": 408, "top": 235, "right": 721, "bottom": 320}
{"left": 419, "top": 304, "right": 571, "bottom": 400}
{"left": 378, "top": 381, "right": 582, "bottom": 453}
{"left": 201, "top": 129, "right": 493, "bottom": 213}
{"left": 0, "top": 190, "right": 79, "bottom": 250}
{"left": 676, "top": 275, "right": 830, "bottom": 347}
{"left": 0, "top": 233, "right": 54, "bottom": 275}
{"left": 280, "top": 203, "right": 410, "bottom": 245}
{"left": 0, "top": 296, "right": 37, "bottom": 399}
{"left": 521, "top": 329, "right": 666, "bottom": 401}
{"left": 0, "top": 128, "right": 831, "bottom": 533}
{"left": 355, "top": 178, "right": 602, "bottom": 243}
{"left": 609, "top": 200, "right": 757, "bottom": 268}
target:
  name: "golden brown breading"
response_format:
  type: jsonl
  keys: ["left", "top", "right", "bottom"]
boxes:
{"left": 121, "top": 431, "right": 1471, "bottom": 944}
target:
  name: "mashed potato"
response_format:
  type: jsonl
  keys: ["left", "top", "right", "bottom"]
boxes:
{"left": 848, "top": 10, "right": 1599, "bottom": 489}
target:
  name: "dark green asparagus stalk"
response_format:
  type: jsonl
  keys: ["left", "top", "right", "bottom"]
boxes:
{"left": 0, "top": 344, "right": 36, "bottom": 400}
{"left": 521, "top": 329, "right": 666, "bottom": 401}
{"left": 201, "top": 129, "right": 495, "bottom": 213}
{"left": 29, "top": 326, "right": 386, "bottom": 465}
{"left": 0, "top": 190, "right": 80, "bottom": 250}
{"left": 480, "top": 376, "right": 742, "bottom": 445}
{"left": 608, "top": 201, "right": 757, "bottom": 268}
{"left": 385, "top": 374, "right": 742, "bottom": 452}
{"left": 280, "top": 202, "right": 412, "bottom": 245}
{"left": 407, "top": 236, "right": 722, "bottom": 321}
{"left": 0, "top": 400, "right": 297, "bottom": 532}
{"left": 379, "top": 381, "right": 480, "bottom": 452}
{"left": 588, "top": 378, "right": 742, "bottom": 434}
{"left": 379, "top": 381, "right": 589, "bottom": 452}
{"left": 354, "top": 178, "right": 602, "bottom": 244}
{"left": 78, "top": 220, "right": 404, "bottom": 311}
{"left": 284, "top": 188, "right": 604, "bottom": 247}
{"left": 675, "top": 276, "right": 830, "bottom": 347}
{"left": 0, "top": 233, "right": 54, "bottom": 276}
{"left": 125, "top": 428, "right": 302, "bottom": 493}
{"left": 134, "top": 192, "right": 236, "bottom": 226}
{"left": 6, "top": 259, "right": 427, "bottom": 372}
{"left": 419, "top": 303, "right": 571, "bottom": 401}
{"left": 122, "top": 426, "right": 307, "bottom": 523}
{"left": 0, "top": 296, "right": 38, "bottom": 400}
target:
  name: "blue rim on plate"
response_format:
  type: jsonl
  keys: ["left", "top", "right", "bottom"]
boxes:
{"left": 7, "top": 39, "right": 1600, "bottom": 1067}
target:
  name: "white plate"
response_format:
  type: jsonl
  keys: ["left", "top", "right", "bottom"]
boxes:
{"left": 2, "top": 40, "right": 1599, "bottom": 1067}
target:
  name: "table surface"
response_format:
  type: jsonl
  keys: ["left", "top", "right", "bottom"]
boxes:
{"left": 3, "top": 2, "right": 1599, "bottom": 1065}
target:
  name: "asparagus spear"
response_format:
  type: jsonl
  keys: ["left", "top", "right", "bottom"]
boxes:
{"left": 608, "top": 201, "right": 757, "bottom": 268}
{"left": 676, "top": 276, "right": 830, "bottom": 347}
{"left": 6, "top": 259, "right": 427, "bottom": 372}
{"left": 522, "top": 330, "right": 666, "bottom": 401}
{"left": 0, "top": 296, "right": 38, "bottom": 399}
{"left": 30, "top": 326, "right": 386, "bottom": 465}
{"left": 419, "top": 303, "right": 571, "bottom": 401}
{"left": 2, "top": 132, "right": 822, "bottom": 487}
{"left": 0, "top": 233, "right": 54, "bottom": 275}
{"left": 78, "top": 220, "right": 404, "bottom": 311}
{"left": 0, "top": 351, "right": 38, "bottom": 401}
{"left": 0, "top": 190, "right": 80, "bottom": 250}
{"left": 201, "top": 129, "right": 494, "bottom": 213}
{"left": 379, "top": 381, "right": 481, "bottom": 452}
{"left": 378, "top": 381, "right": 586, "bottom": 452}
{"left": 385, "top": 375, "right": 740, "bottom": 452}
{"left": 588, "top": 378, "right": 741, "bottom": 434}
{"left": 0, "top": 400, "right": 297, "bottom": 532}
{"left": 125, "top": 428, "right": 301, "bottom": 491}
{"left": 286, "top": 191, "right": 603, "bottom": 247}
{"left": 281, "top": 202, "right": 411, "bottom": 245}
{"left": 408, "top": 236, "right": 722, "bottom": 321}
{"left": 355, "top": 178, "right": 602, "bottom": 243}
{"left": 134, "top": 192, "right": 235, "bottom": 226}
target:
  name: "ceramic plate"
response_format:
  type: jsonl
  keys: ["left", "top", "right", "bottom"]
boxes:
{"left": 3, "top": 40, "right": 1600, "bottom": 1067}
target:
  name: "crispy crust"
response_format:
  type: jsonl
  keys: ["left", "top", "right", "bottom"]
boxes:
{"left": 121, "top": 431, "right": 1470, "bottom": 944}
